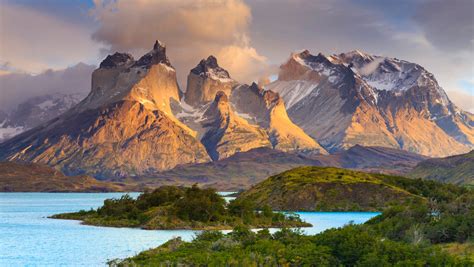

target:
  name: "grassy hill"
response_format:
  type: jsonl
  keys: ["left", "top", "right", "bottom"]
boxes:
{"left": 237, "top": 166, "right": 463, "bottom": 211}
{"left": 409, "top": 150, "right": 474, "bottom": 186}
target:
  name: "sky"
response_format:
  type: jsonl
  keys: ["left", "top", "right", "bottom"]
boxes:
{"left": 0, "top": 0, "right": 473, "bottom": 112}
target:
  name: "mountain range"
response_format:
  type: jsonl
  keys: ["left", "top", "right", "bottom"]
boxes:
{"left": 0, "top": 40, "right": 472, "bottom": 180}
{"left": 266, "top": 50, "right": 473, "bottom": 156}
{"left": 126, "top": 145, "right": 427, "bottom": 191}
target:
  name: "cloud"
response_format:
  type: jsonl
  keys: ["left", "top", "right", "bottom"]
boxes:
{"left": 0, "top": 63, "right": 95, "bottom": 111}
{"left": 90, "top": 0, "right": 268, "bottom": 85}
{"left": 445, "top": 90, "right": 474, "bottom": 113}
{"left": 415, "top": 0, "right": 474, "bottom": 52}
{"left": 245, "top": 0, "right": 473, "bottom": 112}
{"left": 0, "top": 3, "right": 100, "bottom": 73}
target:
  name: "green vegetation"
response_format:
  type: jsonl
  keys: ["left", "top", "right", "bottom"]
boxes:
{"left": 111, "top": 179, "right": 474, "bottom": 266}
{"left": 409, "top": 150, "right": 474, "bottom": 186}
{"left": 51, "top": 185, "right": 310, "bottom": 230}
{"left": 238, "top": 166, "right": 432, "bottom": 211}
{"left": 111, "top": 226, "right": 471, "bottom": 266}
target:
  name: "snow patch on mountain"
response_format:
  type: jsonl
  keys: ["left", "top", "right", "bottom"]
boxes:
{"left": 0, "top": 92, "right": 85, "bottom": 142}
{"left": 265, "top": 80, "right": 319, "bottom": 109}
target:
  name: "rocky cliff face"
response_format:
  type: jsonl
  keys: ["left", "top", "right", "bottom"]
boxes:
{"left": 2, "top": 43, "right": 467, "bottom": 180}
{"left": 200, "top": 91, "right": 271, "bottom": 160}
{"left": 265, "top": 50, "right": 473, "bottom": 156}
{"left": 0, "top": 41, "right": 210, "bottom": 178}
{"left": 177, "top": 57, "right": 327, "bottom": 157}
{"left": 231, "top": 82, "right": 328, "bottom": 153}
{"left": 184, "top": 56, "right": 236, "bottom": 107}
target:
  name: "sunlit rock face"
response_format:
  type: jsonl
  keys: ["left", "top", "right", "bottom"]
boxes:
{"left": 0, "top": 41, "right": 210, "bottom": 178}
{"left": 176, "top": 56, "right": 328, "bottom": 157}
{"left": 4, "top": 43, "right": 466, "bottom": 178}
{"left": 231, "top": 83, "right": 328, "bottom": 154}
{"left": 184, "top": 56, "right": 237, "bottom": 107}
{"left": 265, "top": 50, "right": 473, "bottom": 157}
{"left": 200, "top": 91, "right": 271, "bottom": 161}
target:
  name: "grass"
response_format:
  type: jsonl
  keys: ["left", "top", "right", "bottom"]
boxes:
{"left": 238, "top": 166, "right": 467, "bottom": 212}
{"left": 439, "top": 242, "right": 474, "bottom": 262}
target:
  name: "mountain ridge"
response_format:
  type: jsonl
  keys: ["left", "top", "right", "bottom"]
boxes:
{"left": 265, "top": 50, "right": 473, "bottom": 157}
{"left": 0, "top": 42, "right": 472, "bottom": 180}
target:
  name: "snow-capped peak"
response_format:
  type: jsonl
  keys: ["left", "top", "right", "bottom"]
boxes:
{"left": 341, "top": 50, "right": 373, "bottom": 60}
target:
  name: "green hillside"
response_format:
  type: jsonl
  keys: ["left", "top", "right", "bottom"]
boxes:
{"left": 238, "top": 166, "right": 462, "bottom": 211}
{"left": 113, "top": 169, "right": 473, "bottom": 266}
{"left": 409, "top": 150, "right": 474, "bottom": 186}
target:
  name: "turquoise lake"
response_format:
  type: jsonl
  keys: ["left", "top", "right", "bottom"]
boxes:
{"left": 0, "top": 193, "right": 380, "bottom": 266}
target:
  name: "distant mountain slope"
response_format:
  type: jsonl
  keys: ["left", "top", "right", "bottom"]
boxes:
{"left": 0, "top": 162, "right": 127, "bottom": 192}
{"left": 129, "top": 146, "right": 426, "bottom": 190}
{"left": 237, "top": 166, "right": 422, "bottom": 211}
{"left": 0, "top": 93, "right": 85, "bottom": 142}
{"left": 409, "top": 150, "right": 474, "bottom": 186}
{"left": 132, "top": 148, "right": 321, "bottom": 190}
{"left": 312, "top": 145, "right": 428, "bottom": 175}
{"left": 265, "top": 50, "right": 473, "bottom": 157}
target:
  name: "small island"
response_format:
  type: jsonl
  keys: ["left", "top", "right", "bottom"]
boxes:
{"left": 51, "top": 185, "right": 311, "bottom": 230}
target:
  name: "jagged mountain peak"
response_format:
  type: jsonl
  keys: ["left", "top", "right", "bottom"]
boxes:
{"left": 185, "top": 56, "right": 235, "bottom": 106}
{"left": 190, "top": 55, "right": 232, "bottom": 81}
{"left": 193, "top": 55, "right": 219, "bottom": 71}
{"left": 0, "top": 39, "right": 208, "bottom": 177}
{"left": 266, "top": 49, "right": 473, "bottom": 157}
{"left": 134, "top": 40, "right": 172, "bottom": 68}
{"left": 153, "top": 39, "right": 165, "bottom": 50}
{"left": 339, "top": 50, "right": 373, "bottom": 60}
{"left": 99, "top": 52, "right": 135, "bottom": 69}
{"left": 290, "top": 50, "right": 333, "bottom": 68}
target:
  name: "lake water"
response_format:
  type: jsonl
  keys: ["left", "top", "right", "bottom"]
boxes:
{"left": 0, "top": 193, "right": 379, "bottom": 266}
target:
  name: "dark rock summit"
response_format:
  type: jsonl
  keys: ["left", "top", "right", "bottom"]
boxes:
{"left": 99, "top": 53, "right": 134, "bottom": 69}
{"left": 190, "top": 55, "right": 230, "bottom": 79}
{"left": 134, "top": 40, "right": 172, "bottom": 68}
{"left": 184, "top": 55, "right": 235, "bottom": 106}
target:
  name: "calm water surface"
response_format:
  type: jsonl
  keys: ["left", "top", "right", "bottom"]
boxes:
{"left": 0, "top": 193, "right": 379, "bottom": 266}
